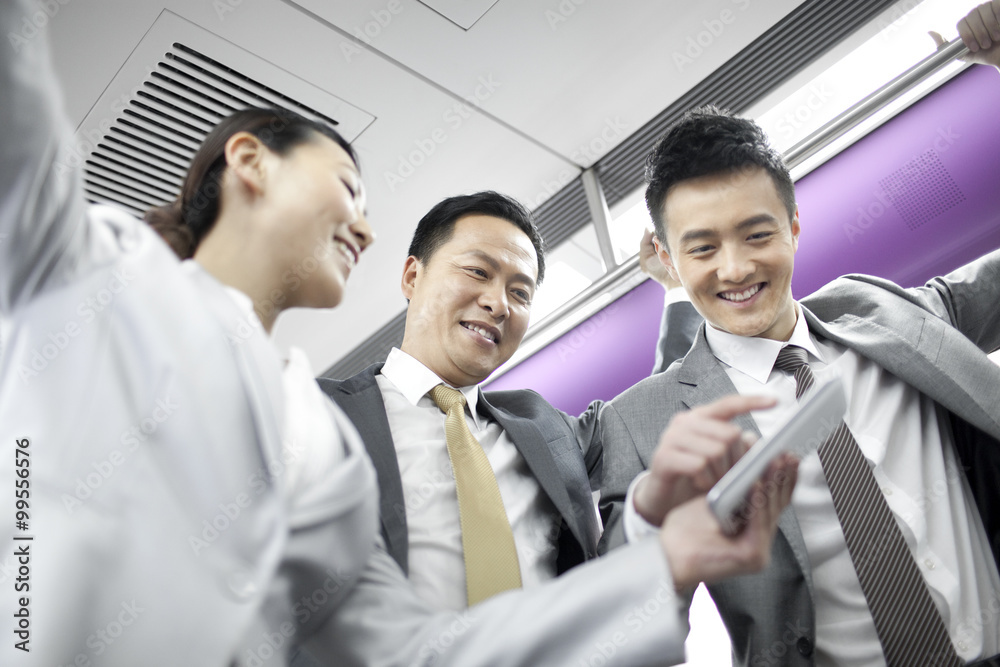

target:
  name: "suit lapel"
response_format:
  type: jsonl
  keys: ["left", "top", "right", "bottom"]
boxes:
{"left": 325, "top": 365, "right": 410, "bottom": 574}
{"left": 801, "top": 295, "right": 1000, "bottom": 440}
{"left": 477, "top": 393, "right": 588, "bottom": 551}
{"left": 677, "top": 325, "right": 814, "bottom": 598}
{"left": 676, "top": 327, "right": 757, "bottom": 435}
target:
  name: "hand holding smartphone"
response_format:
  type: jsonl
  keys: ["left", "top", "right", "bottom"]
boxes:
{"left": 707, "top": 377, "right": 846, "bottom": 535}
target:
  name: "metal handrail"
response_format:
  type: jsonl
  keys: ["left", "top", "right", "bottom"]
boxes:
{"left": 783, "top": 38, "right": 969, "bottom": 169}
{"left": 489, "top": 38, "right": 972, "bottom": 382}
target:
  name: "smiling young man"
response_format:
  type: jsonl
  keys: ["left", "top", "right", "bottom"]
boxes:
{"left": 598, "top": 31, "right": 1000, "bottom": 666}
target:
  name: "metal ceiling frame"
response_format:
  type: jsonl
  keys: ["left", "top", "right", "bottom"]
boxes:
{"left": 321, "top": 0, "right": 914, "bottom": 381}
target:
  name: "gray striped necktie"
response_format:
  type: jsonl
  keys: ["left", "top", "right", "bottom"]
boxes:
{"left": 774, "top": 345, "right": 961, "bottom": 667}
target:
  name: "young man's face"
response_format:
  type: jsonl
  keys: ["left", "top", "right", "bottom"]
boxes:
{"left": 400, "top": 215, "right": 538, "bottom": 387}
{"left": 657, "top": 167, "right": 800, "bottom": 342}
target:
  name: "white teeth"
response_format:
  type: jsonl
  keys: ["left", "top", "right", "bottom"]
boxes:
{"left": 721, "top": 284, "right": 761, "bottom": 302}
{"left": 462, "top": 322, "right": 496, "bottom": 342}
{"left": 334, "top": 240, "right": 355, "bottom": 268}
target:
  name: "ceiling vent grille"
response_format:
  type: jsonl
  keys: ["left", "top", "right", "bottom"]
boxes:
{"left": 84, "top": 43, "right": 346, "bottom": 217}
{"left": 75, "top": 9, "right": 374, "bottom": 218}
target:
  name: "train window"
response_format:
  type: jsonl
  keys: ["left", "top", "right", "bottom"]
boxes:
{"left": 749, "top": 0, "right": 982, "bottom": 178}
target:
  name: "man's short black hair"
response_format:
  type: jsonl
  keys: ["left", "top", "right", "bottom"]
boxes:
{"left": 644, "top": 106, "right": 796, "bottom": 249}
{"left": 408, "top": 191, "right": 546, "bottom": 284}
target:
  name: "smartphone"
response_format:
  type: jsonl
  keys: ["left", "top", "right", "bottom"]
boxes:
{"left": 707, "top": 376, "right": 847, "bottom": 535}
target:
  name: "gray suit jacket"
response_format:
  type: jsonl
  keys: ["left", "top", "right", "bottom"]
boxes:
{"left": 599, "top": 251, "right": 1000, "bottom": 666}
{"left": 317, "top": 365, "right": 603, "bottom": 575}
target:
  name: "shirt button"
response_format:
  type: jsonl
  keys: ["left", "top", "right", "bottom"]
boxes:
{"left": 924, "top": 559, "right": 935, "bottom": 570}
{"left": 796, "top": 637, "right": 814, "bottom": 657}
{"left": 882, "top": 487, "right": 892, "bottom": 496}
{"left": 957, "top": 640, "right": 968, "bottom": 651}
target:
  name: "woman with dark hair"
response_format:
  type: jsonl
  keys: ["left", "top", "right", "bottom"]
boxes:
{"left": 0, "top": 2, "right": 799, "bottom": 665}
{"left": 0, "top": 0, "right": 377, "bottom": 660}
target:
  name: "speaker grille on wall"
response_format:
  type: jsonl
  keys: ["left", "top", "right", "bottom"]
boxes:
{"left": 879, "top": 150, "right": 966, "bottom": 231}
{"left": 82, "top": 43, "right": 342, "bottom": 217}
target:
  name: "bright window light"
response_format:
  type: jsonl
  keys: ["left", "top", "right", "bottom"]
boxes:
{"left": 611, "top": 194, "right": 654, "bottom": 259}
{"left": 529, "top": 260, "right": 593, "bottom": 324}
{"left": 751, "top": 0, "right": 982, "bottom": 155}
{"left": 607, "top": 0, "right": 982, "bottom": 261}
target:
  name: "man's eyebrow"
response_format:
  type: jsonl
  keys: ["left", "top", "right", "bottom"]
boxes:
{"left": 677, "top": 214, "right": 779, "bottom": 246}
{"left": 735, "top": 213, "right": 779, "bottom": 230}
{"left": 463, "top": 250, "right": 536, "bottom": 288}
{"left": 678, "top": 228, "right": 717, "bottom": 245}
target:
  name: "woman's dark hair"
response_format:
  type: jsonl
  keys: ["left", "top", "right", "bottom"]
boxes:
{"left": 407, "top": 191, "right": 546, "bottom": 285}
{"left": 144, "top": 107, "right": 356, "bottom": 259}
{"left": 644, "top": 105, "right": 796, "bottom": 250}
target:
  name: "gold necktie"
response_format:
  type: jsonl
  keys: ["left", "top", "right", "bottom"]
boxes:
{"left": 429, "top": 384, "right": 522, "bottom": 605}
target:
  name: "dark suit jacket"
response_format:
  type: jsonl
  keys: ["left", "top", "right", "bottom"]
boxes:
{"left": 317, "top": 364, "right": 605, "bottom": 576}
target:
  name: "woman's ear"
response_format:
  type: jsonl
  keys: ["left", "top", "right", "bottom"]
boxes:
{"left": 223, "top": 132, "right": 267, "bottom": 197}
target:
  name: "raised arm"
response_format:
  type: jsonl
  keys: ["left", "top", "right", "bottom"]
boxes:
{"left": 0, "top": 0, "right": 92, "bottom": 313}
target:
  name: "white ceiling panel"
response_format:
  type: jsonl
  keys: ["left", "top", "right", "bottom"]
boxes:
{"left": 287, "top": 0, "right": 807, "bottom": 166}
{"left": 46, "top": 0, "right": 811, "bottom": 374}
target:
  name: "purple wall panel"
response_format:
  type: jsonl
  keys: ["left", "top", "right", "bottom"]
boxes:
{"left": 484, "top": 279, "right": 665, "bottom": 415}
{"left": 791, "top": 65, "right": 1000, "bottom": 295}
{"left": 485, "top": 66, "right": 1000, "bottom": 415}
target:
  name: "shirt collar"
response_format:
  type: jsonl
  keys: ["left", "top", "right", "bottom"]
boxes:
{"left": 380, "top": 348, "right": 483, "bottom": 428}
{"left": 704, "top": 304, "right": 824, "bottom": 383}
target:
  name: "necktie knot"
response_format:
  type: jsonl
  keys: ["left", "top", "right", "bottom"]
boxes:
{"left": 774, "top": 344, "right": 809, "bottom": 374}
{"left": 430, "top": 384, "right": 466, "bottom": 414}
{"left": 774, "top": 345, "right": 813, "bottom": 401}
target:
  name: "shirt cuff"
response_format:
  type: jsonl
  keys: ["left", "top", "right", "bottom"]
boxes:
{"left": 623, "top": 470, "right": 661, "bottom": 543}
{"left": 663, "top": 286, "right": 690, "bottom": 308}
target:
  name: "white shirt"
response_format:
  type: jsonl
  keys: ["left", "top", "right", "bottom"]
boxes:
{"left": 626, "top": 305, "right": 1000, "bottom": 664}
{"left": 376, "top": 347, "right": 559, "bottom": 611}
{"left": 216, "top": 272, "right": 348, "bottom": 497}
